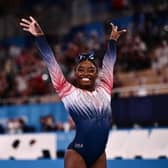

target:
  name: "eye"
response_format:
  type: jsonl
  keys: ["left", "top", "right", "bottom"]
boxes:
{"left": 77, "top": 68, "right": 84, "bottom": 73}
{"left": 88, "top": 68, "right": 96, "bottom": 73}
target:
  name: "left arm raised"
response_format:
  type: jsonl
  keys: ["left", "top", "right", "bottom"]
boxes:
{"left": 97, "top": 24, "right": 126, "bottom": 94}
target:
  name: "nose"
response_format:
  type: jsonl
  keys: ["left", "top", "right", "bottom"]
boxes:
{"left": 83, "top": 69, "right": 89, "bottom": 76}
{"left": 82, "top": 69, "right": 94, "bottom": 77}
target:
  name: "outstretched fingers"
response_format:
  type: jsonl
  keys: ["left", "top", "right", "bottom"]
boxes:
{"left": 110, "top": 23, "right": 127, "bottom": 33}
{"left": 20, "top": 18, "right": 31, "bottom": 30}
{"left": 20, "top": 16, "right": 44, "bottom": 36}
{"left": 29, "top": 16, "right": 36, "bottom": 23}
{"left": 118, "top": 29, "right": 127, "bottom": 35}
{"left": 21, "top": 18, "right": 31, "bottom": 24}
{"left": 109, "top": 22, "right": 127, "bottom": 41}
{"left": 22, "top": 27, "right": 30, "bottom": 32}
{"left": 20, "top": 22, "right": 29, "bottom": 28}
{"left": 110, "top": 23, "right": 118, "bottom": 31}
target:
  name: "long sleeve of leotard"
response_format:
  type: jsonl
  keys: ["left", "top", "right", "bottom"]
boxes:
{"left": 98, "top": 40, "right": 116, "bottom": 95}
{"left": 35, "top": 36, "right": 73, "bottom": 98}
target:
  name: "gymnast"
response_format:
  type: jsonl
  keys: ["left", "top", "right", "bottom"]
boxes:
{"left": 20, "top": 16, "right": 126, "bottom": 168}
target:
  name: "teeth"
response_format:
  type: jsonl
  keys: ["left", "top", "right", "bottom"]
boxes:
{"left": 82, "top": 78, "right": 90, "bottom": 81}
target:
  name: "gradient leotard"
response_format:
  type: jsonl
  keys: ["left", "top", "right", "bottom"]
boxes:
{"left": 36, "top": 36, "right": 116, "bottom": 167}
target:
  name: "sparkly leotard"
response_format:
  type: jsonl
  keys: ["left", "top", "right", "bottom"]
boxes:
{"left": 36, "top": 36, "right": 116, "bottom": 167}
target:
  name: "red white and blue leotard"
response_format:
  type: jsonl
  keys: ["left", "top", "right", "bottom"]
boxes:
{"left": 36, "top": 36, "right": 116, "bottom": 167}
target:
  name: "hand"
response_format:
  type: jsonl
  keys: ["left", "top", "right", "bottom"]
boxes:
{"left": 109, "top": 23, "right": 127, "bottom": 41}
{"left": 20, "top": 16, "right": 44, "bottom": 36}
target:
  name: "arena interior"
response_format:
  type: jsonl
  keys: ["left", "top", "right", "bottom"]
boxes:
{"left": 0, "top": 0, "right": 168, "bottom": 167}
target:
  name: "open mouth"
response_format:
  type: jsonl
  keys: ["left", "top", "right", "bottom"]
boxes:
{"left": 81, "top": 77, "right": 90, "bottom": 82}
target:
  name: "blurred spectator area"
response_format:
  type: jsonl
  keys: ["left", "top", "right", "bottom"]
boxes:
{"left": 0, "top": 0, "right": 167, "bottom": 38}
{"left": 0, "top": 1, "right": 167, "bottom": 104}
{"left": 0, "top": 101, "right": 76, "bottom": 134}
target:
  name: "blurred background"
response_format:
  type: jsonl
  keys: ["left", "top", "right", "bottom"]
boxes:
{"left": 0, "top": 0, "right": 168, "bottom": 167}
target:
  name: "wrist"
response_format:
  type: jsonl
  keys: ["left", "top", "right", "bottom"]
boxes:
{"left": 109, "top": 38, "right": 117, "bottom": 43}
{"left": 35, "top": 32, "right": 44, "bottom": 37}
{"left": 109, "top": 36, "right": 118, "bottom": 41}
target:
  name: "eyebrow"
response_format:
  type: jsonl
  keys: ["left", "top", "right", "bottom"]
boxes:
{"left": 88, "top": 67, "right": 96, "bottom": 70}
{"left": 77, "top": 64, "right": 85, "bottom": 68}
{"left": 78, "top": 66, "right": 96, "bottom": 69}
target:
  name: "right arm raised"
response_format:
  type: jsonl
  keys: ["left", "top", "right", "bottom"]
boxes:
{"left": 20, "top": 16, "right": 73, "bottom": 98}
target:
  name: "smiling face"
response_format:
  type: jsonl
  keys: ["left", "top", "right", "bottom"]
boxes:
{"left": 75, "top": 60, "right": 98, "bottom": 91}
